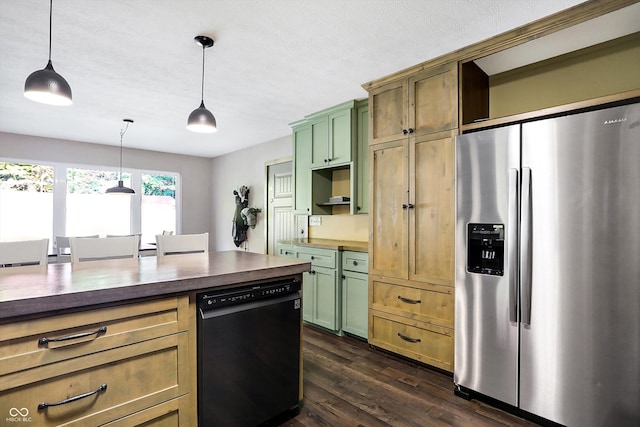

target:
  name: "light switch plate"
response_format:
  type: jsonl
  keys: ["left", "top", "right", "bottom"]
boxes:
{"left": 309, "top": 216, "right": 321, "bottom": 226}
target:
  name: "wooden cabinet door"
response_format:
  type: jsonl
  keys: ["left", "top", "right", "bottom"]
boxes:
{"left": 293, "top": 124, "right": 312, "bottom": 214}
{"left": 369, "top": 79, "right": 407, "bottom": 145}
{"left": 409, "top": 131, "right": 455, "bottom": 286}
{"left": 369, "top": 140, "right": 409, "bottom": 279}
{"left": 312, "top": 266, "right": 338, "bottom": 330}
{"left": 310, "top": 116, "right": 329, "bottom": 168}
{"left": 408, "top": 63, "right": 458, "bottom": 137}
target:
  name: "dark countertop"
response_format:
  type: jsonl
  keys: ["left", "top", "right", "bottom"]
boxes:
{"left": 279, "top": 238, "right": 368, "bottom": 253}
{"left": 0, "top": 251, "right": 310, "bottom": 321}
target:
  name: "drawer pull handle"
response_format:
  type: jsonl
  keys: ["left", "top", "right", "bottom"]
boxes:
{"left": 38, "top": 326, "right": 107, "bottom": 346}
{"left": 397, "top": 332, "right": 421, "bottom": 343}
{"left": 38, "top": 383, "right": 108, "bottom": 410}
{"left": 397, "top": 295, "right": 421, "bottom": 304}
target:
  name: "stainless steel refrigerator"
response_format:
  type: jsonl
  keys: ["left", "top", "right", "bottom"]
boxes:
{"left": 454, "top": 102, "right": 640, "bottom": 427}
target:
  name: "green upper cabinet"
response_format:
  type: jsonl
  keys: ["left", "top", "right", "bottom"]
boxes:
{"left": 309, "top": 101, "right": 356, "bottom": 169}
{"left": 292, "top": 120, "right": 312, "bottom": 214}
{"left": 355, "top": 103, "right": 369, "bottom": 214}
{"left": 290, "top": 99, "right": 368, "bottom": 215}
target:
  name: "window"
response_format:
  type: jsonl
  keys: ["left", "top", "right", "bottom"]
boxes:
{"left": 66, "top": 168, "right": 132, "bottom": 237}
{"left": 0, "top": 160, "right": 180, "bottom": 252}
{"left": 141, "top": 173, "right": 176, "bottom": 244}
{"left": 0, "top": 162, "right": 54, "bottom": 243}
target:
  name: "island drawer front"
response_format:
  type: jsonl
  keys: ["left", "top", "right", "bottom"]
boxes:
{"left": 0, "top": 333, "right": 189, "bottom": 427}
{"left": 370, "top": 279, "right": 454, "bottom": 328}
{"left": 341, "top": 251, "right": 369, "bottom": 273}
{"left": 295, "top": 247, "right": 336, "bottom": 269}
{"left": 369, "top": 311, "right": 453, "bottom": 372}
{"left": 102, "top": 394, "right": 190, "bottom": 426}
{"left": 0, "top": 296, "right": 188, "bottom": 377}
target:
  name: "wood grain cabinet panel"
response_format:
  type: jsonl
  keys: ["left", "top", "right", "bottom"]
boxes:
{"left": 370, "top": 279, "right": 454, "bottom": 329}
{"left": 367, "top": 62, "right": 457, "bottom": 371}
{"left": 369, "top": 311, "right": 453, "bottom": 372}
{"left": 0, "top": 296, "right": 194, "bottom": 426}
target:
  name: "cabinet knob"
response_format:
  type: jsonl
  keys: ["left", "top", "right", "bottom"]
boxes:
{"left": 341, "top": 274, "right": 346, "bottom": 279}
{"left": 408, "top": 203, "right": 414, "bottom": 209}
{"left": 402, "top": 204, "right": 408, "bottom": 209}
{"left": 353, "top": 261, "right": 358, "bottom": 266}
{"left": 310, "top": 256, "right": 315, "bottom": 260}
{"left": 408, "top": 128, "right": 414, "bottom": 134}
{"left": 324, "top": 159, "right": 328, "bottom": 163}
{"left": 402, "top": 129, "right": 408, "bottom": 135}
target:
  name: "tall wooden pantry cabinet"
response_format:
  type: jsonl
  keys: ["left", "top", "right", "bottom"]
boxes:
{"left": 365, "top": 62, "right": 457, "bottom": 372}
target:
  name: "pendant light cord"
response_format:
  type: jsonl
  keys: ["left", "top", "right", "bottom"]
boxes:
{"left": 200, "top": 44, "right": 206, "bottom": 103}
{"left": 48, "top": 0, "right": 53, "bottom": 61}
{"left": 119, "top": 121, "right": 131, "bottom": 180}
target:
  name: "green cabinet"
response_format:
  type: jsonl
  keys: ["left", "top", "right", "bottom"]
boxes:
{"left": 292, "top": 122, "right": 312, "bottom": 214}
{"left": 355, "top": 103, "right": 369, "bottom": 214}
{"left": 341, "top": 251, "right": 369, "bottom": 339}
{"left": 290, "top": 99, "right": 368, "bottom": 215}
{"left": 295, "top": 246, "right": 341, "bottom": 333}
{"left": 309, "top": 107, "right": 355, "bottom": 168}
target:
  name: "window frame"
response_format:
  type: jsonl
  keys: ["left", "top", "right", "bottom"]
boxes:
{"left": 1, "top": 156, "right": 181, "bottom": 251}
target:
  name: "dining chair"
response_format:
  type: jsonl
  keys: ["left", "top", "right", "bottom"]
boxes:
{"left": 0, "top": 238, "right": 49, "bottom": 267}
{"left": 55, "top": 235, "right": 99, "bottom": 262}
{"left": 106, "top": 233, "right": 142, "bottom": 249}
{"left": 155, "top": 232, "right": 208, "bottom": 256}
{"left": 69, "top": 235, "right": 140, "bottom": 263}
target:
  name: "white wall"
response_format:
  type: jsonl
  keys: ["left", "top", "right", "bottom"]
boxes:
{"left": 210, "top": 135, "right": 292, "bottom": 252}
{"left": 0, "top": 132, "right": 212, "bottom": 242}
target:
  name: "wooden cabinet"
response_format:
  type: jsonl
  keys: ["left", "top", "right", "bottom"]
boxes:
{"left": 368, "top": 63, "right": 458, "bottom": 145}
{"left": 369, "top": 130, "right": 455, "bottom": 286}
{"left": 341, "top": 251, "right": 369, "bottom": 339}
{"left": 0, "top": 296, "right": 194, "bottom": 426}
{"left": 367, "top": 61, "right": 457, "bottom": 371}
{"left": 296, "top": 246, "right": 340, "bottom": 332}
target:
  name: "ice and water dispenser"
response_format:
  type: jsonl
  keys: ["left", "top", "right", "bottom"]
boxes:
{"left": 467, "top": 223, "right": 505, "bottom": 276}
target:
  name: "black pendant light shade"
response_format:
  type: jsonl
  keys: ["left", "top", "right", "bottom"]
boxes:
{"left": 187, "top": 35, "right": 217, "bottom": 133}
{"left": 24, "top": 0, "right": 72, "bottom": 106}
{"left": 106, "top": 119, "right": 135, "bottom": 195}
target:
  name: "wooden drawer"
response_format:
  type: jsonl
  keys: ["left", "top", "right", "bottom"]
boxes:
{"left": 277, "top": 244, "right": 296, "bottom": 258}
{"left": 0, "top": 333, "right": 189, "bottom": 427}
{"left": 103, "top": 395, "right": 191, "bottom": 426}
{"left": 370, "top": 279, "right": 453, "bottom": 328}
{"left": 341, "top": 250, "right": 368, "bottom": 273}
{"left": 295, "top": 247, "right": 336, "bottom": 269}
{"left": 0, "top": 296, "right": 188, "bottom": 377}
{"left": 369, "top": 311, "right": 453, "bottom": 372}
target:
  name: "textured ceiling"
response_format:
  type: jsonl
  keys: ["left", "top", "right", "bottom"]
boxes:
{"left": 0, "top": 0, "right": 586, "bottom": 158}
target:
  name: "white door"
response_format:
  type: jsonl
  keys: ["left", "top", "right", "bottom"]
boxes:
{"left": 266, "top": 161, "right": 293, "bottom": 255}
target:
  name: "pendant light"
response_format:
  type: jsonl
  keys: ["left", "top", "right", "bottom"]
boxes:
{"left": 24, "top": 0, "right": 72, "bottom": 106}
{"left": 106, "top": 119, "right": 135, "bottom": 194}
{"left": 187, "top": 35, "right": 217, "bottom": 133}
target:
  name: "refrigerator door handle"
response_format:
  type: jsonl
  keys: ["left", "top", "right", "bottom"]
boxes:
{"left": 521, "top": 167, "right": 533, "bottom": 326}
{"left": 508, "top": 169, "right": 519, "bottom": 323}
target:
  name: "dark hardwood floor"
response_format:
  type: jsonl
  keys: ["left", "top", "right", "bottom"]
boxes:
{"left": 282, "top": 326, "right": 539, "bottom": 427}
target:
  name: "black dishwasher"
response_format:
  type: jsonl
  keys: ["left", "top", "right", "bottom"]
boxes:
{"left": 197, "top": 277, "right": 302, "bottom": 426}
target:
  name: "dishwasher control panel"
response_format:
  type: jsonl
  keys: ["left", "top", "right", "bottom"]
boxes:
{"left": 198, "top": 278, "right": 301, "bottom": 310}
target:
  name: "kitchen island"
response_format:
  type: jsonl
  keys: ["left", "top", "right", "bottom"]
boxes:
{"left": 0, "top": 251, "right": 310, "bottom": 426}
